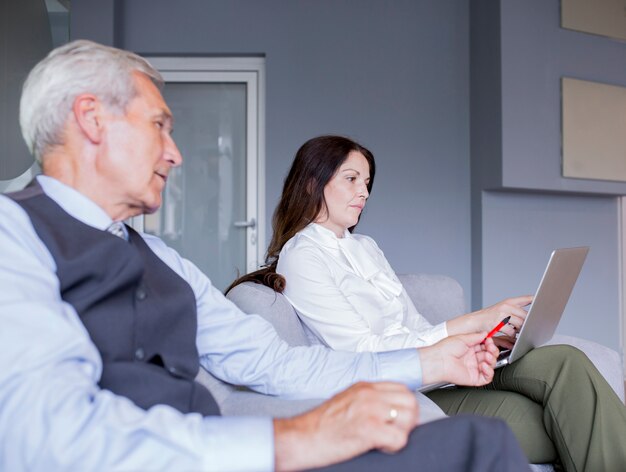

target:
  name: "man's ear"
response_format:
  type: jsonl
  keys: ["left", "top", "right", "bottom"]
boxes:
{"left": 72, "top": 94, "right": 105, "bottom": 144}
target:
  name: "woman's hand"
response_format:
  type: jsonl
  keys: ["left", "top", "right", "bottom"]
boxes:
{"left": 492, "top": 334, "right": 516, "bottom": 351}
{"left": 446, "top": 295, "right": 533, "bottom": 338}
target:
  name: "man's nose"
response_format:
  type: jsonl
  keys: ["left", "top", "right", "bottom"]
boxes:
{"left": 165, "top": 133, "right": 183, "bottom": 167}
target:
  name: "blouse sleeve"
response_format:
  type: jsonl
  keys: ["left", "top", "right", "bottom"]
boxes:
{"left": 278, "top": 241, "right": 446, "bottom": 353}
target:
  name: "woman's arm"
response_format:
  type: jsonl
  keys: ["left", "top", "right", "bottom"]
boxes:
{"left": 446, "top": 296, "right": 533, "bottom": 337}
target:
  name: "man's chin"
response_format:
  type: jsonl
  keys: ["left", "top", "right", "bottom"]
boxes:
{"left": 143, "top": 204, "right": 161, "bottom": 215}
{"left": 139, "top": 204, "right": 161, "bottom": 215}
{"left": 129, "top": 199, "right": 162, "bottom": 217}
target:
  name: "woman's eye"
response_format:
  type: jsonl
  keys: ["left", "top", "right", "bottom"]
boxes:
{"left": 347, "top": 176, "right": 356, "bottom": 182}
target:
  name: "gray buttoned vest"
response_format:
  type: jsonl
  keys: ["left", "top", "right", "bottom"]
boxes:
{"left": 8, "top": 181, "right": 220, "bottom": 416}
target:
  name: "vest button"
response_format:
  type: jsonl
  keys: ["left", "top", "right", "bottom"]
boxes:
{"left": 135, "top": 347, "right": 145, "bottom": 360}
{"left": 168, "top": 366, "right": 178, "bottom": 375}
{"left": 136, "top": 287, "right": 147, "bottom": 301}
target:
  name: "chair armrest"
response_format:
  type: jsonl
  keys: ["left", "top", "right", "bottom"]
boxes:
{"left": 545, "top": 335, "right": 625, "bottom": 402}
{"left": 220, "top": 391, "right": 325, "bottom": 418}
{"left": 195, "top": 366, "right": 238, "bottom": 405}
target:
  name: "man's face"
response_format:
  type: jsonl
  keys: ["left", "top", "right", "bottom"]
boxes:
{"left": 98, "top": 72, "right": 182, "bottom": 217}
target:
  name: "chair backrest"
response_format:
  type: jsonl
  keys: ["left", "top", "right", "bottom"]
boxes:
{"left": 225, "top": 273, "right": 467, "bottom": 344}
{"left": 226, "top": 281, "right": 311, "bottom": 346}
{"left": 397, "top": 273, "right": 466, "bottom": 324}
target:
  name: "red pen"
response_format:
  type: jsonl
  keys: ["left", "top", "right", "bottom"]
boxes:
{"left": 481, "top": 316, "right": 510, "bottom": 343}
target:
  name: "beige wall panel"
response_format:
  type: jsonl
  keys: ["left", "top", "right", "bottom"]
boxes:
{"left": 562, "top": 0, "right": 626, "bottom": 41}
{"left": 562, "top": 77, "right": 626, "bottom": 182}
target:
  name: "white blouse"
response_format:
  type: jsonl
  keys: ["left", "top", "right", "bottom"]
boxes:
{"left": 277, "top": 223, "right": 448, "bottom": 352}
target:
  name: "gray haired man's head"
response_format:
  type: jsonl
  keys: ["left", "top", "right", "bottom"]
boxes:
{"left": 20, "top": 40, "right": 163, "bottom": 163}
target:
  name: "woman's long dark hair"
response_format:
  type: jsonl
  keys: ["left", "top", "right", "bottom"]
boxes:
{"left": 225, "top": 135, "right": 376, "bottom": 294}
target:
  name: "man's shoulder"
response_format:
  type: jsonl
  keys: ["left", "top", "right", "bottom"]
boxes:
{"left": 0, "top": 192, "right": 33, "bottom": 225}
{"left": 138, "top": 231, "right": 180, "bottom": 265}
{"left": 138, "top": 231, "right": 208, "bottom": 292}
{"left": 2, "top": 183, "right": 43, "bottom": 202}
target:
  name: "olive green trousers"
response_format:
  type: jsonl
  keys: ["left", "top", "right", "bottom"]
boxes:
{"left": 426, "top": 345, "right": 626, "bottom": 472}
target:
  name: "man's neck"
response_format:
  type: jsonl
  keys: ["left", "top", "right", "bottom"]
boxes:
{"left": 42, "top": 151, "right": 140, "bottom": 222}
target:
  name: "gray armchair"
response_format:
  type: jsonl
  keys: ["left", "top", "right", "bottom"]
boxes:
{"left": 196, "top": 273, "right": 625, "bottom": 470}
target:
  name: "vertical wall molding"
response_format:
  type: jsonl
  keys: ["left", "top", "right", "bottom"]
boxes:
{"left": 617, "top": 197, "right": 626, "bottom": 382}
{"left": 469, "top": 0, "right": 502, "bottom": 309}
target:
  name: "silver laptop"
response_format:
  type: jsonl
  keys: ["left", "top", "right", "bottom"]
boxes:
{"left": 419, "top": 246, "right": 589, "bottom": 392}
{"left": 495, "top": 246, "right": 589, "bottom": 368}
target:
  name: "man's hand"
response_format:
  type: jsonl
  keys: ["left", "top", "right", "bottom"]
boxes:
{"left": 273, "top": 382, "right": 419, "bottom": 471}
{"left": 419, "top": 333, "right": 499, "bottom": 386}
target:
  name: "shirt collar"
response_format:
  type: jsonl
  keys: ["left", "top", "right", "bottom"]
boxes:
{"left": 301, "top": 223, "right": 379, "bottom": 278}
{"left": 36, "top": 175, "right": 114, "bottom": 231}
{"left": 300, "top": 223, "right": 402, "bottom": 297}
{"left": 300, "top": 223, "right": 351, "bottom": 249}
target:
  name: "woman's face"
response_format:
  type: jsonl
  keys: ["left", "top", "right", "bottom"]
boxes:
{"left": 316, "top": 151, "right": 370, "bottom": 237}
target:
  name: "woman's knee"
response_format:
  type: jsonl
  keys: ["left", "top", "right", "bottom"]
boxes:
{"left": 531, "top": 344, "right": 588, "bottom": 366}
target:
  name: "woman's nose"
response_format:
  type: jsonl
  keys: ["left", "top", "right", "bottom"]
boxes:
{"left": 359, "top": 183, "right": 369, "bottom": 199}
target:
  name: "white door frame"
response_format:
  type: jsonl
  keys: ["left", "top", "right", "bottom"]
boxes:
{"left": 617, "top": 197, "right": 626, "bottom": 383}
{"left": 134, "top": 56, "right": 266, "bottom": 272}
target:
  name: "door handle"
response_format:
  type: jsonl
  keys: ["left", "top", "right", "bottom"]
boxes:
{"left": 233, "top": 218, "right": 256, "bottom": 229}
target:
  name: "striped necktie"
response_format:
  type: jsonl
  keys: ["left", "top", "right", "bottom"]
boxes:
{"left": 107, "top": 221, "right": 128, "bottom": 241}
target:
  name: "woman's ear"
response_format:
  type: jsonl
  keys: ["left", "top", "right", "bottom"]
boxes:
{"left": 72, "top": 94, "right": 104, "bottom": 144}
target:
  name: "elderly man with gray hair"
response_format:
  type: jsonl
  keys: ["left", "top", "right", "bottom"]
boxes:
{"left": 0, "top": 40, "right": 530, "bottom": 471}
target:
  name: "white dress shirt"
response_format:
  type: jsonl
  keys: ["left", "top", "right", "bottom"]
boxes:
{"left": 278, "top": 223, "right": 449, "bottom": 353}
{"left": 0, "top": 176, "right": 423, "bottom": 472}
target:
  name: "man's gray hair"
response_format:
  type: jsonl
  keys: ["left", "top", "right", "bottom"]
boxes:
{"left": 20, "top": 40, "right": 163, "bottom": 162}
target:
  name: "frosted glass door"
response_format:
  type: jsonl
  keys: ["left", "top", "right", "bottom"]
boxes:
{"left": 144, "top": 82, "right": 248, "bottom": 291}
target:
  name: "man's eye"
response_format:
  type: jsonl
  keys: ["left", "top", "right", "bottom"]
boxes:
{"left": 155, "top": 121, "right": 164, "bottom": 129}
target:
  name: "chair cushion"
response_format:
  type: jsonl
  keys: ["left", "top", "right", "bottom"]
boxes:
{"left": 226, "top": 282, "right": 311, "bottom": 346}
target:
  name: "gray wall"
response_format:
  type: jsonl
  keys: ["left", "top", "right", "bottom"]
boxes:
{"left": 72, "top": 0, "right": 473, "bottom": 295}
{"left": 482, "top": 192, "right": 620, "bottom": 351}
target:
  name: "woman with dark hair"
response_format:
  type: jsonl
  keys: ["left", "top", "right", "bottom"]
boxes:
{"left": 229, "top": 135, "right": 528, "bottom": 350}
{"left": 228, "top": 135, "right": 626, "bottom": 471}
{"left": 228, "top": 135, "right": 377, "bottom": 294}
